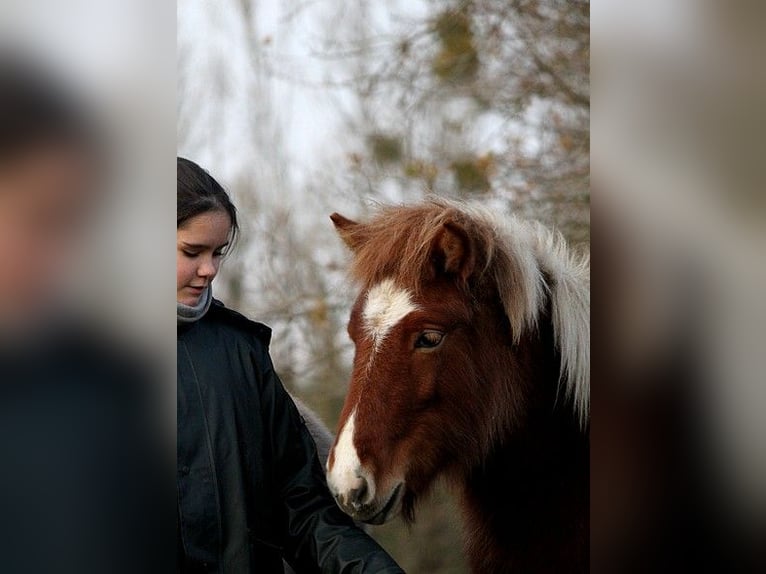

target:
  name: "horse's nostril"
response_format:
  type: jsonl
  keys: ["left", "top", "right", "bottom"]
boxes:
{"left": 347, "top": 478, "right": 369, "bottom": 509}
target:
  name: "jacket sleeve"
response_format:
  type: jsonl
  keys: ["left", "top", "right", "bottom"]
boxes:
{"left": 256, "top": 346, "right": 405, "bottom": 574}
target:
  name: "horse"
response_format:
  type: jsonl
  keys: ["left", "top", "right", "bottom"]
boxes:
{"left": 325, "top": 199, "right": 590, "bottom": 573}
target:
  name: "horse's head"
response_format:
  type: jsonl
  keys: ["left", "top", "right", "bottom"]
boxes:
{"left": 325, "top": 201, "right": 589, "bottom": 525}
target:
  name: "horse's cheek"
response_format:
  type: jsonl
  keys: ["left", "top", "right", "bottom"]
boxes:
{"left": 412, "top": 360, "right": 439, "bottom": 406}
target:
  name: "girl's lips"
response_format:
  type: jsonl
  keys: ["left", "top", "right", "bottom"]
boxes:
{"left": 187, "top": 285, "right": 205, "bottom": 292}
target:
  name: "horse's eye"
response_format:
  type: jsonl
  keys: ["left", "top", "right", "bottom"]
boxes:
{"left": 415, "top": 330, "right": 444, "bottom": 349}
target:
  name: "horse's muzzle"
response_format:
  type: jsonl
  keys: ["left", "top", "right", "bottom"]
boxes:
{"left": 333, "top": 480, "right": 404, "bottom": 525}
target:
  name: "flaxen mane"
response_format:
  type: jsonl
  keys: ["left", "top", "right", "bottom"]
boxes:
{"left": 342, "top": 198, "right": 590, "bottom": 427}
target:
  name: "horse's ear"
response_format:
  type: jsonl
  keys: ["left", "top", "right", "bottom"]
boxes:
{"left": 431, "top": 221, "right": 477, "bottom": 282}
{"left": 331, "top": 212, "right": 364, "bottom": 251}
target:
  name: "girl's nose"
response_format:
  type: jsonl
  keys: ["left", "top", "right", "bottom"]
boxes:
{"left": 198, "top": 260, "right": 217, "bottom": 278}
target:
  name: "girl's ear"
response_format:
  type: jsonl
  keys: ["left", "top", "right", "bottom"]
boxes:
{"left": 330, "top": 213, "right": 365, "bottom": 252}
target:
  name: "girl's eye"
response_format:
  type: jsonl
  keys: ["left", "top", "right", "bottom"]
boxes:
{"left": 183, "top": 250, "right": 199, "bottom": 258}
{"left": 414, "top": 330, "right": 445, "bottom": 349}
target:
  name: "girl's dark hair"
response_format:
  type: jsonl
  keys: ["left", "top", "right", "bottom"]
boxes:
{"left": 177, "top": 157, "right": 238, "bottom": 245}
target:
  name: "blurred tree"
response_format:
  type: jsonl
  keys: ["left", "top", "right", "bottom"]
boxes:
{"left": 320, "top": 0, "right": 589, "bottom": 243}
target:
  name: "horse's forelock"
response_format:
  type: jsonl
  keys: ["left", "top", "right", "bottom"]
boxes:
{"left": 344, "top": 201, "right": 478, "bottom": 292}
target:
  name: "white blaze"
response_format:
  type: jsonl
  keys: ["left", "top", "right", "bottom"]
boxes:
{"left": 363, "top": 279, "right": 419, "bottom": 349}
{"left": 328, "top": 280, "right": 416, "bottom": 504}
{"left": 327, "top": 410, "right": 372, "bottom": 502}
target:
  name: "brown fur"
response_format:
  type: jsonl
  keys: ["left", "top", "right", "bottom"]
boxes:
{"left": 330, "top": 199, "right": 589, "bottom": 573}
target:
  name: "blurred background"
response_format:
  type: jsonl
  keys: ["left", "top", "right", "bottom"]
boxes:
{"left": 1, "top": 0, "right": 176, "bottom": 352}
{"left": 592, "top": 1, "right": 765, "bottom": 572}
{"left": 1, "top": 2, "right": 175, "bottom": 572}
{"left": 177, "top": 1, "right": 588, "bottom": 571}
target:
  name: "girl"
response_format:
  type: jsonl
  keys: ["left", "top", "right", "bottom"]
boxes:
{"left": 176, "top": 157, "right": 403, "bottom": 574}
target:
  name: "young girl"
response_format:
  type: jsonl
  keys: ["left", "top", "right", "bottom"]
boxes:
{"left": 176, "top": 157, "right": 403, "bottom": 573}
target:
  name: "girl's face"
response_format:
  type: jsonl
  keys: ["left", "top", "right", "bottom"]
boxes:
{"left": 176, "top": 210, "right": 231, "bottom": 306}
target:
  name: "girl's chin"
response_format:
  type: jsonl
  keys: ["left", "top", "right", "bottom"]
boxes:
{"left": 178, "top": 293, "right": 202, "bottom": 307}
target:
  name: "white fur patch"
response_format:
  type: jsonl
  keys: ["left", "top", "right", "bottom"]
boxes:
{"left": 449, "top": 202, "right": 590, "bottom": 429}
{"left": 530, "top": 224, "right": 590, "bottom": 429}
{"left": 327, "top": 410, "right": 372, "bottom": 501}
{"left": 363, "top": 279, "right": 419, "bottom": 348}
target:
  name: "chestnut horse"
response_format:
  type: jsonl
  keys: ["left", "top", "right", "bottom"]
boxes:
{"left": 325, "top": 200, "right": 589, "bottom": 573}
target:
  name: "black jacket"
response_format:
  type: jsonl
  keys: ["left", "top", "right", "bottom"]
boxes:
{"left": 177, "top": 300, "right": 403, "bottom": 574}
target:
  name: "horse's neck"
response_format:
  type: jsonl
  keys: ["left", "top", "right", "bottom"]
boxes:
{"left": 460, "top": 330, "right": 589, "bottom": 573}
{"left": 460, "top": 412, "right": 589, "bottom": 573}
{"left": 462, "top": 413, "right": 589, "bottom": 572}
